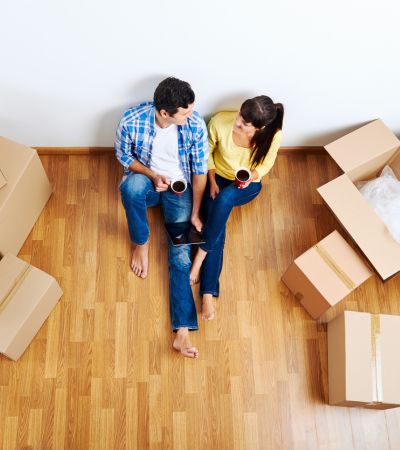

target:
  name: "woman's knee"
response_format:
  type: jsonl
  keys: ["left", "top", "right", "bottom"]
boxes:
{"left": 214, "top": 187, "right": 235, "bottom": 208}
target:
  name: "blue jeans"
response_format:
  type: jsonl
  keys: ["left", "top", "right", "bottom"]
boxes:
{"left": 120, "top": 173, "right": 198, "bottom": 331}
{"left": 200, "top": 174, "right": 262, "bottom": 297}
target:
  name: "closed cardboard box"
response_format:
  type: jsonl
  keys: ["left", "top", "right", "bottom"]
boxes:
{"left": 0, "top": 254, "right": 63, "bottom": 361}
{"left": 328, "top": 311, "right": 400, "bottom": 409}
{"left": 282, "top": 231, "right": 372, "bottom": 322}
{"left": 317, "top": 120, "right": 400, "bottom": 280}
{"left": 0, "top": 137, "right": 52, "bottom": 256}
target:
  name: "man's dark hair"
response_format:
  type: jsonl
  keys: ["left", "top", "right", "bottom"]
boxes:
{"left": 153, "top": 77, "right": 195, "bottom": 116}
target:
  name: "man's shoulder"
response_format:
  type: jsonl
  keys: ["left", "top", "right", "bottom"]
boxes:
{"left": 186, "top": 110, "right": 206, "bottom": 130}
{"left": 121, "top": 101, "right": 154, "bottom": 123}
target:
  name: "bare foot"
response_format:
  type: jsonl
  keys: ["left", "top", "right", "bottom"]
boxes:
{"left": 189, "top": 248, "right": 208, "bottom": 285}
{"left": 201, "top": 294, "right": 215, "bottom": 321}
{"left": 173, "top": 328, "right": 199, "bottom": 358}
{"left": 131, "top": 242, "right": 149, "bottom": 279}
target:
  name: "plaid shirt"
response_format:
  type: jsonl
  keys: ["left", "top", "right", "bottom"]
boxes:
{"left": 115, "top": 102, "right": 209, "bottom": 183}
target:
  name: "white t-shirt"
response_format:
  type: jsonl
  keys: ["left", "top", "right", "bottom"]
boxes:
{"left": 149, "top": 124, "right": 186, "bottom": 181}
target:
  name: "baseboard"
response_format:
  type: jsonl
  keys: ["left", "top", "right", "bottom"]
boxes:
{"left": 35, "top": 147, "right": 114, "bottom": 155}
{"left": 35, "top": 146, "right": 325, "bottom": 155}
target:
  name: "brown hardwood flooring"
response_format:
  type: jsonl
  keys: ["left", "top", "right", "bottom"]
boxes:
{"left": 1, "top": 153, "right": 400, "bottom": 450}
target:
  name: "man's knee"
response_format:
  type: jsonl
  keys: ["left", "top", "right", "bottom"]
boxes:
{"left": 169, "top": 245, "right": 191, "bottom": 270}
{"left": 120, "top": 174, "right": 152, "bottom": 200}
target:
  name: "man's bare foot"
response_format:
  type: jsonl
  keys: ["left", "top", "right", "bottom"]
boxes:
{"left": 173, "top": 328, "right": 199, "bottom": 358}
{"left": 189, "top": 248, "right": 208, "bottom": 285}
{"left": 201, "top": 294, "right": 215, "bottom": 321}
{"left": 131, "top": 242, "right": 149, "bottom": 279}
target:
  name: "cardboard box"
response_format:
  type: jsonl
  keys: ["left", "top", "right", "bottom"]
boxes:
{"left": 0, "top": 137, "right": 52, "bottom": 256}
{"left": 282, "top": 231, "right": 372, "bottom": 322}
{"left": 328, "top": 310, "right": 400, "bottom": 409}
{"left": 317, "top": 120, "right": 400, "bottom": 280}
{"left": 0, "top": 254, "right": 63, "bottom": 361}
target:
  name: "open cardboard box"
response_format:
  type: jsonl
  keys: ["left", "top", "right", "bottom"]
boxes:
{"left": 328, "top": 310, "right": 400, "bottom": 409}
{"left": 0, "top": 254, "right": 63, "bottom": 361}
{"left": 282, "top": 231, "right": 372, "bottom": 322}
{"left": 317, "top": 119, "right": 400, "bottom": 280}
{"left": 0, "top": 137, "right": 52, "bottom": 256}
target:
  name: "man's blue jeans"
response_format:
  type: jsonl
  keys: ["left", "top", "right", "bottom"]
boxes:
{"left": 120, "top": 173, "right": 198, "bottom": 331}
{"left": 200, "top": 174, "right": 262, "bottom": 298}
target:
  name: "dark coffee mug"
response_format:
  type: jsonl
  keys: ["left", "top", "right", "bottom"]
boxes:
{"left": 234, "top": 168, "right": 251, "bottom": 189}
{"left": 171, "top": 179, "right": 187, "bottom": 196}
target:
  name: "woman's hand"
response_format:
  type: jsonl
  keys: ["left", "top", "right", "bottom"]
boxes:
{"left": 242, "top": 170, "right": 259, "bottom": 188}
{"left": 210, "top": 181, "right": 220, "bottom": 199}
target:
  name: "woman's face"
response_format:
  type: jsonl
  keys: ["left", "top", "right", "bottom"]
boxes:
{"left": 233, "top": 112, "right": 258, "bottom": 139}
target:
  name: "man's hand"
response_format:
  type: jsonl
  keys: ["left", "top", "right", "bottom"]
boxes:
{"left": 191, "top": 214, "right": 203, "bottom": 232}
{"left": 209, "top": 181, "right": 220, "bottom": 199}
{"left": 152, "top": 174, "right": 170, "bottom": 192}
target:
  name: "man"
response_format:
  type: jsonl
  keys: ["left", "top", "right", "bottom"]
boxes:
{"left": 115, "top": 77, "right": 208, "bottom": 358}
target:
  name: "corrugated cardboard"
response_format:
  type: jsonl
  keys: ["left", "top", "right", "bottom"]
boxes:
{"left": 0, "top": 137, "right": 52, "bottom": 256}
{"left": 0, "top": 254, "right": 63, "bottom": 361}
{"left": 328, "top": 311, "right": 400, "bottom": 409}
{"left": 317, "top": 120, "right": 400, "bottom": 280}
{"left": 282, "top": 231, "right": 372, "bottom": 322}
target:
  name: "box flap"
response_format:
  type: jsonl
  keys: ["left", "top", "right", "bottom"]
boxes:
{"left": 0, "top": 169, "right": 6, "bottom": 189}
{"left": 0, "top": 254, "right": 29, "bottom": 307}
{"left": 317, "top": 230, "right": 372, "bottom": 286}
{"left": 296, "top": 248, "right": 350, "bottom": 307}
{"left": 0, "top": 261, "right": 61, "bottom": 357}
{"left": 325, "top": 120, "right": 400, "bottom": 173}
{"left": 343, "top": 311, "right": 373, "bottom": 403}
{"left": 328, "top": 311, "right": 373, "bottom": 405}
{"left": 318, "top": 174, "right": 400, "bottom": 280}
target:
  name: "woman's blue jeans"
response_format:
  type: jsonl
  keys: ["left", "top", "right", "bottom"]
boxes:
{"left": 200, "top": 174, "right": 262, "bottom": 297}
{"left": 120, "top": 173, "right": 198, "bottom": 331}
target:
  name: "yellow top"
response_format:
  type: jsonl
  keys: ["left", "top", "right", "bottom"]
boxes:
{"left": 207, "top": 111, "right": 282, "bottom": 182}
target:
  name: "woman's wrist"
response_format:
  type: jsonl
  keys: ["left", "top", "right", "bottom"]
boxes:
{"left": 251, "top": 170, "right": 259, "bottom": 181}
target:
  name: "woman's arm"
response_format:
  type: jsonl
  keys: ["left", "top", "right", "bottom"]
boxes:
{"left": 208, "top": 169, "right": 220, "bottom": 199}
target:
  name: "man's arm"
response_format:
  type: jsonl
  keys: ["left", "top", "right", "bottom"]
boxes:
{"left": 128, "top": 160, "right": 169, "bottom": 192}
{"left": 191, "top": 173, "right": 207, "bottom": 231}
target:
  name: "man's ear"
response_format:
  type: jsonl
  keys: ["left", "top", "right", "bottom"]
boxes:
{"left": 159, "top": 109, "right": 169, "bottom": 119}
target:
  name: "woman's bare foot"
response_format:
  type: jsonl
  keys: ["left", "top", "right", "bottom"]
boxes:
{"left": 201, "top": 294, "right": 215, "bottom": 321}
{"left": 131, "top": 242, "right": 149, "bottom": 278}
{"left": 173, "top": 328, "right": 199, "bottom": 358}
{"left": 189, "top": 248, "right": 208, "bottom": 285}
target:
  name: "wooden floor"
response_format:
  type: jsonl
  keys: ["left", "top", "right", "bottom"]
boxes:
{"left": 2, "top": 152, "right": 400, "bottom": 450}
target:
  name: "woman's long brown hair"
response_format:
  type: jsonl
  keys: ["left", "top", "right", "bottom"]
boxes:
{"left": 240, "top": 96, "right": 284, "bottom": 169}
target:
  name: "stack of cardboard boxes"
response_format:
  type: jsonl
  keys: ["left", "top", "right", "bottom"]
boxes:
{"left": 282, "top": 119, "right": 400, "bottom": 409}
{"left": 0, "top": 137, "right": 63, "bottom": 361}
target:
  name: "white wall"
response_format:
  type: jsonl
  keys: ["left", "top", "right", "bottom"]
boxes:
{"left": 1, "top": 0, "right": 400, "bottom": 147}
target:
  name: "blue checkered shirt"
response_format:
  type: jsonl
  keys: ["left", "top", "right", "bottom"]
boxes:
{"left": 115, "top": 102, "right": 209, "bottom": 183}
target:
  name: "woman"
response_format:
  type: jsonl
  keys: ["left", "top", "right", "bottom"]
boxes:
{"left": 190, "top": 96, "right": 284, "bottom": 320}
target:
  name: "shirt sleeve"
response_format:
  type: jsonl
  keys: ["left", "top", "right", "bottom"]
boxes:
{"left": 115, "top": 115, "right": 135, "bottom": 169}
{"left": 191, "top": 117, "right": 209, "bottom": 175}
{"left": 254, "top": 130, "right": 282, "bottom": 179}
{"left": 207, "top": 116, "right": 218, "bottom": 171}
